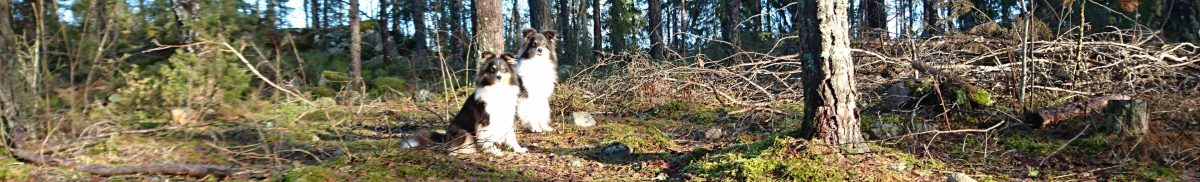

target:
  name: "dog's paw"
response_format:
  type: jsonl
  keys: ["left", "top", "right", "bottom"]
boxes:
{"left": 512, "top": 147, "right": 528, "bottom": 153}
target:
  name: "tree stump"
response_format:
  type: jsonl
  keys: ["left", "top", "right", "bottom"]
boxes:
{"left": 1101, "top": 100, "right": 1149, "bottom": 136}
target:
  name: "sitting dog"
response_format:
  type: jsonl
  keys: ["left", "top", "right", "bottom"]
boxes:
{"left": 515, "top": 29, "right": 559, "bottom": 133}
{"left": 402, "top": 52, "right": 527, "bottom": 156}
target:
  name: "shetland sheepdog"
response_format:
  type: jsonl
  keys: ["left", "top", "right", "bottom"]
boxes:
{"left": 401, "top": 52, "right": 527, "bottom": 156}
{"left": 515, "top": 29, "right": 559, "bottom": 133}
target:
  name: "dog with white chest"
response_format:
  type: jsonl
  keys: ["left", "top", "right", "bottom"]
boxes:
{"left": 401, "top": 52, "right": 527, "bottom": 156}
{"left": 514, "top": 29, "right": 559, "bottom": 133}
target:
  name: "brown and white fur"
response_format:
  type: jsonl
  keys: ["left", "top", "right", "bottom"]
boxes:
{"left": 515, "top": 29, "right": 558, "bottom": 133}
{"left": 401, "top": 52, "right": 527, "bottom": 156}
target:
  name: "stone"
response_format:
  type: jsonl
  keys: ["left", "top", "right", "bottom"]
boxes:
{"left": 946, "top": 172, "right": 976, "bottom": 182}
{"left": 571, "top": 112, "right": 596, "bottom": 127}
{"left": 883, "top": 82, "right": 914, "bottom": 110}
{"left": 414, "top": 89, "right": 435, "bottom": 102}
{"left": 568, "top": 159, "right": 584, "bottom": 167}
{"left": 600, "top": 143, "right": 633, "bottom": 161}
{"left": 704, "top": 128, "right": 724, "bottom": 140}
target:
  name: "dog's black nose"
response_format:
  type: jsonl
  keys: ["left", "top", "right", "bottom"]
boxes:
{"left": 495, "top": 75, "right": 503, "bottom": 80}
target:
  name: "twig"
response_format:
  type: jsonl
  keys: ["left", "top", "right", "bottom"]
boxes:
{"left": 217, "top": 41, "right": 316, "bottom": 107}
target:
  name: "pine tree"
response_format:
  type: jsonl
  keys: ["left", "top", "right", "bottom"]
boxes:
{"left": 349, "top": 0, "right": 364, "bottom": 91}
{"left": 475, "top": 0, "right": 504, "bottom": 57}
{"left": 797, "top": 0, "right": 865, "bottom": 149}
{"left": 530, "top": 0, "right": 551, "bottom": 31}
{"left": 648, "top": 0, "right": 664, "bottom": 59}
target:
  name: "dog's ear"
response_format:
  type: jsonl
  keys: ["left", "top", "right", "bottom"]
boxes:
{"left": 541, "top": 30, "right": 557, "bottom": 40}
{"left": 480, "top": 51, "right": 495, "bottom": 63}
{"left": 480, "top": 51, "right": 494, "bottom": 60}
{"left": 501, "top": 53, "right": 517, "bottom": 65}
{"left": 522, "top": 29, "right": 537, "bottom": 37}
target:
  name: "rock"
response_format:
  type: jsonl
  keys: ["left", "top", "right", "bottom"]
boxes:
{"left": 600, "top": 143, "right": 633, "bottom": 161}
{"left": 414, "top": 89, "right": 435, "bottom": 102}
{"left": 568, "top": 159, "right": 584, "bottom": 167}
{"left": 883, "top": 82, "right": 914, "bottom": 110}
{"left": 946, "top": 172, "right": 976, "bottom": 182}
{"left": 704, "top": 128, "right": 724, "bottom": 140}
{"left": 571, "top": 112, "right": 596, "bottom": 127}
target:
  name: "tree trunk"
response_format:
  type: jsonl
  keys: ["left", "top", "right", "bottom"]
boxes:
{"left": 413, "top": 0, "right": 428, "bottom": 53}
{"left": 592, "top": 0, "right": 601, "bottom": 54}
{"left": 648, "top": 0, "right": 664, "bottom": 60}
{"left": 475, "top": 0, "right": 504, "bottom": 57}
{"left": 923, "top": 0, "right": 940, "bottom": 37}
{"left": 677, "top": 0, "right": 688, "bottom": 53}
{"left": 170, "top": 0, "right": 200, "bottom": 49}
{"left": 861, "top": 0, "right": 886, "bottom": 38}
{"left": 349, "top": 0, "right": 364, "bottom": 90}
{"left": 556, "top": 0, "right": 573, "bottom": 63}
{"left": 721, "top": 0, "right": 741, "bottom": 49}
{"left": 797, "top": 0, "right": 865, "bottom": 149}
{"left": 746, "top": 0, "right": 761, "bottom": 32}
{"left": 451, "top": 0, "right": 466, "bottom": 55}
{"left": 0, "top": 0, "right": 14, "bottom": 58}
{"left": 310, "top": 0, "right": 321, "bottom": 29}
{"left": 529, "top": 0, "right": 551, "bottom": 31}
{"left": 378, "top": 0, "right": 395, "bottom": 66}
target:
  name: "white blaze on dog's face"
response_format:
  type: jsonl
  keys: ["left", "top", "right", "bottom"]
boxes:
{"left": 477, "top": 52, "right": 519, "bottom": 87}
{"left": 518, "top": 29, "right": 558, "bottom": 61}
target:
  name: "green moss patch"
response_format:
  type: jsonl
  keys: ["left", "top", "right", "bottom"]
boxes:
{"left": 683, "top": 136, "right": 851, "bottom": 181}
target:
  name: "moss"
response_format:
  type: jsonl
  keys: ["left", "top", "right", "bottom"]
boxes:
{"left": 370, "top": 77, "right": 409, "bottom": 97}
{"left": 598, "top": 122, "right": 677, "bottom": 152}
{"left": 1003, "top": 136, "right": 1058, "bottom": 156}
{"left": 1076, "top": 134, "right": 1110, "bottom": 155}
{"left": 0, "top": 155, "right": 34, "bottom": 181}
{"left": 971, "top": 89, "right": 993, "bottom": 107}
{"left": 684, "top": 136, "right": 851, "bottom": 181}
{"left": 306, "top": 87, "right": 335, "bottom": 97}
{"left": 1137, "top": 165, "right": 1180, "bottom": 180}
{"left": 284, "top": 164, "right": 342, "bottom": 182}
{"left": 651, "top": 100, "right": 724, "bottom": 123}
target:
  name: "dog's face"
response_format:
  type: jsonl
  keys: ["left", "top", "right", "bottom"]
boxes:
{"left": 518, "top": 29, "right": 558, "bottom": 60}
{"left": 477, "top": 52, "right": 519, "bottom": 86}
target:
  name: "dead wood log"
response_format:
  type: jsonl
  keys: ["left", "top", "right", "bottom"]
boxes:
{"left": 4, "top": 122, "right": 235, "bottom": 178}
{"left": 1029, "top": 94, "right": 1132, "bottom": 129}
{"left": 910, "top": 61, "right": 993, "bottom": 106}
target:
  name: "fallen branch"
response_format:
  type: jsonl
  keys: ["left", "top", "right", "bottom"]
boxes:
{"left": 910, "top": 60, "right": 994, "bottom": 106}
{"left": 1028, "top": 94, "right": 1132, "bottom": 129}
{"left": 5, "top": 120, "right": 236, "bottom": 178}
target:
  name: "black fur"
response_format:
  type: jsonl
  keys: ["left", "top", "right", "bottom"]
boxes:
{"left": 403, "top": 51, "right": 521, "bottom": 153}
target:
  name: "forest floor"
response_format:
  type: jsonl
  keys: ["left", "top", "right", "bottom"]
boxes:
{"left": 2, "top": 85, "right": 1197, "bottom": 181}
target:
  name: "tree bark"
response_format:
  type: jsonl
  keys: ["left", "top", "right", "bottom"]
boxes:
{"left": 310, "top": 0, "right": 321, "bottom": 29}
{"left": 1031, "top": 94, "right": 1133, "bottom": 129}
{"left": 861, "top": 0, "right": 886, "bottom": 38}
{"left": 648, "top": 0, "right": 664, "bottom": 59}
{"left": 451, "top": 0, "right": 466, "bottom": 55}
{"left": 475, "top": 0, "right": 504, "bottom": 57}
{"left": 592, "top": 0, "right": 601, "bottom": 54}
{"left": 0, "top": 0, "right": 14, "bottom": 59}
{"left": 170, "top": 0, "right": 200, "bottom": 49}
{"left": 413, "top": 0, "right": 428, "bottom": 53}
{"left": 378, "top": 0, "right": 395, "bottom": 65}
{"left": 529, "top": 0, "right": 551, "bottom": 31}
{"left": 721, "top": 0, "right": 741, "bottom": 49}
{"left": 798, "top": 0, "right": 865, "bottom": 149}
{"left": 349, "top": 0, "right": 364, "bottom": 90}
{"left": 923, "top": 0, "right": 940, "bottom": 37}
